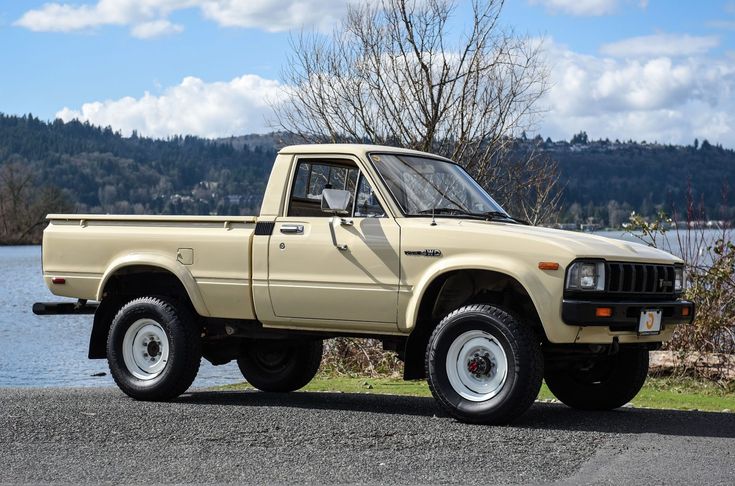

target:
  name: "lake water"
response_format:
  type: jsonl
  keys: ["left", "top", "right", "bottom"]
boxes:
{"left": 0, "top": 229, "right": 729, "bottom": 387}
{"left": 0, "top": 246, "right": 243, "bottom": 387}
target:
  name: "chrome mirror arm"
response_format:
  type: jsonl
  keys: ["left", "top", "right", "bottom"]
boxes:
{"left": 329, "top": 216, "right": 348, "bottom": 251}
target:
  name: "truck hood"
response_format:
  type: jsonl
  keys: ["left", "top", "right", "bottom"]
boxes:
{"left": 458, "top": 220, "right": 681, "bottom": 264}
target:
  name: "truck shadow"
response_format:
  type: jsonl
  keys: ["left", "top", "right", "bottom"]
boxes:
{"left": 179, "top": 390, "right": 735, "bottom": 439}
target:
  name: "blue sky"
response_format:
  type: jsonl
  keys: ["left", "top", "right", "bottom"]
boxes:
{"left": 1, "top": 0, "right": 734, "bottom": 146}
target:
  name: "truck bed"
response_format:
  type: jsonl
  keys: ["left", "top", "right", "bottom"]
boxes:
{"left": 42, "top": 214, "right": 258, "bottom": 320}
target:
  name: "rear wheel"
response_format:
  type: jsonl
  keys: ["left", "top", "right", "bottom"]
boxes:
{"left": 425, "top": 304, "right": 543, "bottom": 424}
{"left": 107, "top": 296, "right": 201, "bottom": 401}
{"left": 545, "top": 348, "right": 649, "bottom": 410}
{"left": 237, "top": 340, "right": 323, "bottom": 392}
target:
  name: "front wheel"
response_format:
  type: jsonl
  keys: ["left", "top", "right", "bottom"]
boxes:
{"left": 237, "top": 340, "right": 323, "bottom": 392}
{"left": 426, "top": 304, "right": 543, "bottom": 424}
{"left": 107, "top": 296, "right": 201, "bottom": 401}
{"left": 545, "top": 348, "right": 649, "bottom": 410}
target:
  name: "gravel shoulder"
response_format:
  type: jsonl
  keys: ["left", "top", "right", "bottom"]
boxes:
{"left": 1, "top": 387, "right": 734, "bottom": 485}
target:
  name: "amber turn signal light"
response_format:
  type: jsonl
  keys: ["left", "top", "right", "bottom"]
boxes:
{"left": 538, "top": 262, "right": 560, "bottom": 270}
{"left": 595, "top": 307, "right": 613, "bottom": 318}
{"left": 682, "top": 306, "right": 690, "bottom": 317}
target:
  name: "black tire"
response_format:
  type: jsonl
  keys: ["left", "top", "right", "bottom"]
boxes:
{"left": 425, "top": 304, "right": 543, "bottom": 424}
{"left": 545, "top": 348, "right": 649, "bottom": 410}
{"left": 107, "top": 296, "right": 201, "bottom": 401}
{"left": 237, "top": 339, "right": 323, "bottom": 392}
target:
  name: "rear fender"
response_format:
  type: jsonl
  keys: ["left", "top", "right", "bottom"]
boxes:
{"left": 96, "top": 252, "right": 210, "bottom": 317}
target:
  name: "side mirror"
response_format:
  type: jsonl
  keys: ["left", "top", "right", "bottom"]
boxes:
{"left": 321, "top": 188, "right": 351, "bottom": 215}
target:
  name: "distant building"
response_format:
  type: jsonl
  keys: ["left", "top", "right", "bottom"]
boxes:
{"left": 549, "top": 223, "right": 578, "bottom": 231}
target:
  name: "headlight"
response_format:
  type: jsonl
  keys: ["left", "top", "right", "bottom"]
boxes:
{"left": 566, "top": 261, "right": 605, "bottom": 291}
{"left": 674, "top": 266, "right": 684, "bottom": 292}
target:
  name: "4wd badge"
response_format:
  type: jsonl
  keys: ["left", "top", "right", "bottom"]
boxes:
{"left": 404, "top": 249, "right": 442, "bottom": 257}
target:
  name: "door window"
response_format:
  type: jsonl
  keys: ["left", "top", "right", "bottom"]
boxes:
{"left": 289, "top": 161, "right": 359, "bottom": 217}
{"left": 288, "top": 160, "right": 386, "bottom": 218}
{"left": 354, "top": 175, "right": 386, "bottom": 218}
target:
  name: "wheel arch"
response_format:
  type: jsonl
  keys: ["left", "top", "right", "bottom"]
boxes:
{"left": 403, "top": 262, "right": 550, "bottom": 380}
{"left": 88, "top": 254, "right": 210, "bottom": 359}
{"left": 96, "top": 253, "right": 210, "bottom": 316}
{"left": 404, "top": 258, "right": 551, "bottom": 332}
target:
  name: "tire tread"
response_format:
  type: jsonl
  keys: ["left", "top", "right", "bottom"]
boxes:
{"left": 237, "top": 340, "right": 323, "bottom": 393}
{"left": 545, "top": 348, "right": 649, "bottom": 410}
{"left": 425, "top": 304, "right": 543, "bottom": 424}
{"left": 107, "top": 296, "right": 201, "bottom": 401}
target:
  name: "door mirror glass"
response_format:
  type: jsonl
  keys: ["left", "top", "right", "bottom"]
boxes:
{"left": 321, "top": 188, "right": 352, "bottom": 215}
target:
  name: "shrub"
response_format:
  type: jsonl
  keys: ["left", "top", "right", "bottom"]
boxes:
{"left": 320, "top": 338, "right": 403, "bottom": 377}
{"left": 627, "top": 211, "right": 735, "bottom": 356}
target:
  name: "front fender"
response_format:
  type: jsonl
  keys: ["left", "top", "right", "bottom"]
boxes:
{"left": 96, "top": 252, "right": 211, "bottom": 317}
{"left": 401, "top": 252, "right": 572, "bottom": 342}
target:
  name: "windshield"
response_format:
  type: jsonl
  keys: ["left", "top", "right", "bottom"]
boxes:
{"left": 369, "top": 153, "right": 506, "bottom": 217}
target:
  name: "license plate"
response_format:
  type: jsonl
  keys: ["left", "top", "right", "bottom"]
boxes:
{"left": 639, "top": 309, "right": 662, "bottom": 335}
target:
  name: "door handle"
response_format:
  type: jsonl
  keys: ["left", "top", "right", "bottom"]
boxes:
{"left": 280, "top": 224, "right": 304, "bottom": 234}
{"left": 339, "top": 218, "right": 354, "bottom": 226}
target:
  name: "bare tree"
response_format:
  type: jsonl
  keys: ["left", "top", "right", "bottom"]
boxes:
{"left": 0, "top": 162, "right": 70, "bottom": 244}
{"left": 492, "top": 140, "right": 564, "bottom": 225}
{"left": 275, "top": 0, "right": 560, "bottom": 223}
{"left": 0, "top": 162, "right": 34, "bottom": 241}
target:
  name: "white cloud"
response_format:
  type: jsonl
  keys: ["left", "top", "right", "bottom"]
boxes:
{"left": 15, "top": 2, "right": 119, "bottom": 32}
{"left": 529, "top": 0, "right": 651, "bottom": 16}
{"left": 15, "top": 0, "right": 187, "bottom": 32}
{"left": 708, "top": 20, "right": 735, "bottom": 30}
{"left": 56, "top": 74, "right": 287, "bottom": 138}
{"left": 131, "top": 19, "right": 183, "bottom": 38}
{"left": 600, "top": 33, "right": 720, "bottom": 58}
{"left": 51, "top": 28, "right": 735, "bottom": 148}
{"left": 198, "top": 0, "right": 356, "bottom": 33}
{"left": 529, "top": 0, "right": 619, "bottom": 16}
{"left": 15, "top": 0, "right": 363, "bottom": 37}
{"left": 537, "top": 39, "right": 735, "bottom": 146}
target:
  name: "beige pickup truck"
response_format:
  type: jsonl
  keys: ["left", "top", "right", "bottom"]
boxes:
{"left": 35, "top": 144, "right": 694, "bottom": 423}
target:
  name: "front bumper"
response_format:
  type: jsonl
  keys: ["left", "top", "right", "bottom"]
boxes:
{"left": 562, "top": 299, "right": 695, "bottom": 331}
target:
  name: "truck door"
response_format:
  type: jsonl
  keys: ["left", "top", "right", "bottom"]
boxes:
{"left": 267, "top": 157, "right": 400, "bottom": 324}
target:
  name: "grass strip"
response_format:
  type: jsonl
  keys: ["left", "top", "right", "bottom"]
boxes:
{"left": 216, "top": 375, "right": 735, "bottom": 413}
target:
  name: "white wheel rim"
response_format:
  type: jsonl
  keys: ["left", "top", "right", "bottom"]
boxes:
{"left": 122, "top": 319, "right": 170, "bottom": 381}
{"left": 445, "top": 330, "right": 508, "bottom": 402}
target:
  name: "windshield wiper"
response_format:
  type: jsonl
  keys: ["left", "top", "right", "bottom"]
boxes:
{"left": 416, "top": 207, "right": 485, "bottom": 219}
{"left": 415, "top": 207, "right": 529, "bottom": 224}
{"left": 479, "top": 211, "right": 531, "bottom": 225}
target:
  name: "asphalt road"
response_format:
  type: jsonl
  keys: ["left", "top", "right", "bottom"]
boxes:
{"left": 1, "top": 388, "right": 734, "bottom": 485}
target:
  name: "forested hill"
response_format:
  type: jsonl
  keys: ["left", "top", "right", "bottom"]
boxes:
{"left": 0, "top": 114, "right": 277, "bottom": 216}
{"left": 527, "top": 134, "right": 735, "bottom": 226}
{"left": 1, "top": 114, "right": 734, "bottom": 233}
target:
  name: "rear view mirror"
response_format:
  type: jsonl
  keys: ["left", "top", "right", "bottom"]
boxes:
{"left": 321, "top": 188, "right": 351, "bottom": 215}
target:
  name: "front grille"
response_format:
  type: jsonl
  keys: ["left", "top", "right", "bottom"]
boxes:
{"left": 606, "top": 262, "right": 677, "bottom": 295}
